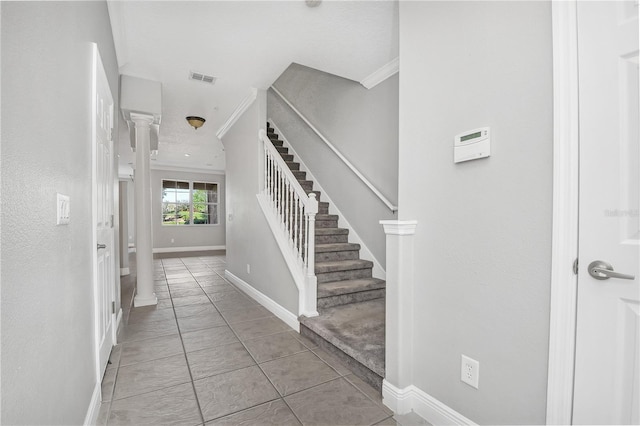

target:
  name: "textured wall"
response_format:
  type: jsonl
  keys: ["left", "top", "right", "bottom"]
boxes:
{"left": 151, "top": 169, "right": 226, "bottom": 249}
{"left": 224, "top": 91, "right": 299, "bottom": 314}
{"left": 398, "top": 2, "right": 553, "bottom": 424}
{"left": 1, "top": 1, "right": 119, "bottom": 424}
{"left": 269, "top": 64, "right": 399, "bottom": 268}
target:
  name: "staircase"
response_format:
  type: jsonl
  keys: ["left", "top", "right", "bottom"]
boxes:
{"left": 266, "top": 123, "right": 385, "bottom": 391}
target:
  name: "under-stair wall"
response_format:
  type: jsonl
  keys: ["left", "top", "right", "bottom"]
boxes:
{"left": 268, "top": 63, "right": 399, "bottom": 268}
{"left": 222, "top": 90, "right": 300, "bottom": 324}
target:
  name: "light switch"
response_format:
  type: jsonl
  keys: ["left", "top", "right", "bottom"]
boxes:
{"left": 57, "top": 193, "right": 70, "bottom": 225}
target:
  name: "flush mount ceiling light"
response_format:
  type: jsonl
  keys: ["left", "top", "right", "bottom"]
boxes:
{"left": 186, "top": 116, "right": 206, "bottom": 130}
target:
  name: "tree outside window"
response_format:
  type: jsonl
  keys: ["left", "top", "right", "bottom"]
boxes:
{"left": 162, "top": 180, "right": 218, "bottom": 225}
{"left": 192, "top": 182, "right": 218, "bottom": 224}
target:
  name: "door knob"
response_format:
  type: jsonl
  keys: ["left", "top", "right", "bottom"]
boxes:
{"left": 588, "top": 260, "right": 635, "bottom": 280}
{"left": 97, "top": 243, "right": 107, "bottom": 250}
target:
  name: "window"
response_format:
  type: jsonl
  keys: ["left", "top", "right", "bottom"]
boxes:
{"left": 192, "top": 182, "right": 218, "bottom": 225}
{"left": 162, "top": 180, "right": 218, "bottom": 225}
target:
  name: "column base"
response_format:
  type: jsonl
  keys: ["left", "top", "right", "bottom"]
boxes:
{"left": 133, "top": 294, "right": 158, "bottom": 307}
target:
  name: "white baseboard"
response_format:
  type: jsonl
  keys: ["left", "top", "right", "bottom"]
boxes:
{"left": 120, "top": 267, "right": 130, "bottom": 276}
{"left": 382, "top": 380, "right": 477, "bottom": 426}
{"left": 152, "top": 245, "right": 226, "bottom": 253}
{"left": 224, "top": 270, "right": 300, "bottom": 332}
{"left": 83, "top": 381, "right": 102, "bottom": 426}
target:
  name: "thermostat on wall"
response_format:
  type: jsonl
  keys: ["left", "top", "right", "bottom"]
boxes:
{"left": 454, "top": 127, "right": 490, "bottom": 163}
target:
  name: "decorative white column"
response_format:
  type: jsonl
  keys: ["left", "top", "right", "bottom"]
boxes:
{"left": 132, "top": 113, "right": 157, "bottom": 307}
{"left": 119, "top": 181, "right": 130, "bottom": 275}
{"left": 379, "top": 220, "right": 418, "bottom": 414}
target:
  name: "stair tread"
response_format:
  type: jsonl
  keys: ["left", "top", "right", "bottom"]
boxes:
{"left": 318, "top": 278, "right": 385, "bottom": 298}
{"left": 300, "top": 299, "right": 385, "bottom": 377}
{"left": 315, "top": 228, "right": 349, "bottom": 235}
{"left": 315, "top": 243, "right": 360, "bottom": 253}
{"left": 315, "top": 214, "right": 338, "bottom": 221}
{"left": 315, "top": 259, "right": 373, "bottom": 273}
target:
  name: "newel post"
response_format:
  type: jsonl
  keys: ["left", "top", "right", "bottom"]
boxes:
{"left": 303, "top": 193, "right": 319, "bottom": 317}
{"left": 380, "top": 220, "right": 418, "bottom": 413}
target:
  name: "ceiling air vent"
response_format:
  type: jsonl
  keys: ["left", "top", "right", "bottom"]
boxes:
{"left": 190, "top": 71, "right": 216, "bottom": 85}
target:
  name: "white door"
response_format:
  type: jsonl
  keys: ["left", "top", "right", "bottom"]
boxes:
{"left": 573, "top": 1, "right": 639, "bottom": 424}
{"left": 92, "top": 45, "right": 116, "bottom": 379}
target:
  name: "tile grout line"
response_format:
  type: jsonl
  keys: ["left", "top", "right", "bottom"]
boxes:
{"left": 110, "top": 256, "right": 227, "bottom": 422}
{"left": 102, "top": 350, "right": 122, "bottom": 425}
{"left": 207, "top": 269, "right": 340, "bottom": 425}
{"left": 191, "top": 267, "right": 300, "bottom": 425}
{"left": 102, "top": 257, "right": 143, "bottom": 425}
{"left": 207, "top": 261, "right": 382, "bottom": 424}
{"left": 120, "top": 254, "right": 390, "bottom": 425}
{"left": 165, "top": 257, "right": 207, "bottom": 426}
{"left": 213, "top": 263, "right": 389, "bottom": 423}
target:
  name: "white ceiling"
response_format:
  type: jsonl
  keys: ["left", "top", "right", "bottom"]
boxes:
{"left": 108, "top": 0, "right": 399, "bottom": 177}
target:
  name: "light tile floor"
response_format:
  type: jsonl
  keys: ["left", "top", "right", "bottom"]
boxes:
{"left": 96, "top": 252, "right": 401, "bottom": 425}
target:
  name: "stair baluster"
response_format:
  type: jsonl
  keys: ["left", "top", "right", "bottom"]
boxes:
{"left": 259, "top": 128, "right": 318, "bottom": 316}
{"left": 261, "top": 123, "right": 385, "bottom": 391}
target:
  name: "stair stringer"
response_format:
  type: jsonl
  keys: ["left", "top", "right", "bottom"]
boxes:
{"left": 256, "top": 193, "right": 319, "bottom": 318}
{"left": 268, "top": 119, "right": 386, "bottom": 280}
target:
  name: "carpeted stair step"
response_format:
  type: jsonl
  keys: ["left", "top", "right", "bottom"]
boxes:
{"left": 268, "top": 121, "right": 386, "bottom": 393}
{"left": 317, "top": 278, "right": 386, "bottom": 309}
{"left": 299, "top": 298, "right": 385, "bottom": 391}
{"left": 315, "top": 259, "right": 373, "bottom": 284}
{"left": 315, "top": 214, "right": 338, "bottom": 229}
{"left": 298, "top": 180, "right": 314, "bottom": 192}
{"left": 318, "top": 202, "right": 329, "bottom": 215}
{"left": 292, "top": 170, "right": 307, "bottom": 180}
{"left": 286, "top": 161, "right": 300, "bottom": 171}
{"left": 315, "top": 227, "right": 348, "bottom": 244}
{"left": 316, "top": 242, "right": 360, "bottom": 262}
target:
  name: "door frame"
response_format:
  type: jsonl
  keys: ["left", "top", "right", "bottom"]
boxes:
{"left": 546, "top": 1, "right": 580, "bottom": 424}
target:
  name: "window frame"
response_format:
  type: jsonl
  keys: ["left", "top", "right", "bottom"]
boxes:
{"left": 161, "top": 179, "right": 219, "bottom": 226}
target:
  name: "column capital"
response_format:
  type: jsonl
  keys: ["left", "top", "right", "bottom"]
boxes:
{"left": 129, "top": 112, "right": 155, "bottom": 128}
{"left": 380, "top": 220, "right": 418, "bottom": 236}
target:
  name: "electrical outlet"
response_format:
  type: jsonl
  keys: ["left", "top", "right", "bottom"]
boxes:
{"left": 56, "top": 193, "right": 70, "bottom": 225}
{"left": 461, "top": 355, "right": 479, "bottom": 389}
{"left": 247, "top": 264, "right": 251, "bottom": 274}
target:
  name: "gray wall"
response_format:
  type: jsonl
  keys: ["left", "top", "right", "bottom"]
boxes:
{"left": 398, "top": 2, "right": 553, "bottom": 424}
{"left": 224, "top": 91, "right": 299, "bottom": 314}
{"left": 127, "top": 179, "right": 135, "bottom": 246}
{"left": 1, "top": 1, "right": 119, "bottom": 424}
{"left": 151, "top": 169, "right": 226, "bottom": 250}
{"left": 269, "top": 63, "right": 399, "bottom": 267}
{"left": 118, "top": 178, "right": 136, "bottom": 248}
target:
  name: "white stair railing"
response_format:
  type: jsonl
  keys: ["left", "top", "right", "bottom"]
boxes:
{"left": 270, "top": 86, "right": 398, "bottom": 212}
{"left": 259, "top": 129, "right": 319, "bottom": 317}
